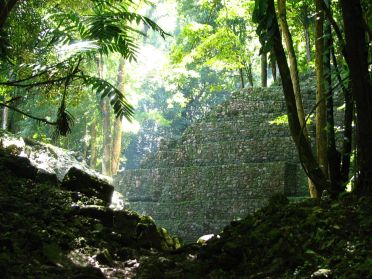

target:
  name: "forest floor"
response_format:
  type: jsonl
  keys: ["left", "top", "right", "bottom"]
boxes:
{"left": 0, "top": 140, "right": 371, "bottom": 278}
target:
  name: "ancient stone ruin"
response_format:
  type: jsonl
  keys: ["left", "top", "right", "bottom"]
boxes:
{"left": 115, "top": 86, "right": 317, "bottom": 242}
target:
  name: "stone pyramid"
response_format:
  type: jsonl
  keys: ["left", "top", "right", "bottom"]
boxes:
{"left": 116, "top": 86, "right": 316, "bottom": 242}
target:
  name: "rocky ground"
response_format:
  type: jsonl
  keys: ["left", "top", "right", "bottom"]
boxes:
{"left": 0, "top": 133, "right": 180, "bottom": 278}
{"left": 136, "top": 194, "right": 371, "bottom": 278}
{"left": 0, "top": 132, "right": 371, "bottom": 278}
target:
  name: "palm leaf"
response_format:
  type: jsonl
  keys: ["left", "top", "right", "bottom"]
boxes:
{"left": 48, "top": 1, "right": 169, "bottom": 60}
{"left": 81, "top": 75, "right": 134, "bottom": 121}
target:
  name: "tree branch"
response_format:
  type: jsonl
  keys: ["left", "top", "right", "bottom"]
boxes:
{"left": 0, "top": 102, "right": 56, "bottom": 125}
{"left": 0, "top": 58, "right": 82, "bottom": 87}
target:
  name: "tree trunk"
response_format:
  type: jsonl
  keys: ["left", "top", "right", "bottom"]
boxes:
{"left": 90, "top": 120, "right": 98, "bottom": 169}
{"left": 112, "top": 118, "right": 123, "bottom": 175}
{"left": 323, "top": 0, "right": 342, "bottom": 197}
{"left": 0, "top": 0, "right": 19, "bottom": 30}
{"left": 278, "top": 0, "right": 307, "bottom": 134}
{"left": 111, "top": 58, "right": 125, "bottom": 175}
{"left": 245, "top": 62, "right": 254, "bottom": 87}
{"left": 330, "top": 45, "right": 352, "bottom": 186}
{"left": 261, "top": 53, "right": 267, "bottom": 87}
{"left": 278, "top": 0, "right": 317, "bottom": 196}
{"left": 239, "top": 68, "right": 245, "bottom": 89}
{"left": 82, "top": 124, "right": 89, "bottom": 161}
{"left": 340, "top": 0, "right": 372, "bottom": 196}
{"left": 271, "top": 57, "right": 277, "bottom": 82}
{"left": 268, "top": 0, "right": 329, "bottom": 197}
{"left": 7, "top": 95, "right": 21, "bottom": 133}
{"left": 97, "top": 57, "right": 112, "bottom": 177}
{"left": 304, "top": 27, "right": 312, "bottom": 63}
{"left": 300, "top": 3, "right": 312, "bottom": 63}
{"left": 315, "top": 0, "right": 329, "bottom": 180}
{"left": 2, "top": 105, "right": 8, "bottom": 130}
{"left": 101, "top": 98, "right": 112, "bottom": 176}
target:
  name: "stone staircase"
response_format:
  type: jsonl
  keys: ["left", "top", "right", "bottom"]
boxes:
{"left": 115, "top": 86, "right": 316, "bottom": 242}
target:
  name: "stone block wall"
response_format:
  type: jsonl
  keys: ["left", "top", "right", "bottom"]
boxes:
{"left": 118, "top": 162, "right": 302, "bottom": 242}
{"left": 115, "top": 86, "right": 340, "bottom": 242}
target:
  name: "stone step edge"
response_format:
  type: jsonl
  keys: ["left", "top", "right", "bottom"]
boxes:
{"left": 121, "top": 160, "right": 299, "bottom": 172}
{"left": 149, "top": 136, "right": 296, "bottom": 153}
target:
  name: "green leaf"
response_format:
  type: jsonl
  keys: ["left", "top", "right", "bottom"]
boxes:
{"left": 82, "top": 75, "right": 134, "bottom": 121}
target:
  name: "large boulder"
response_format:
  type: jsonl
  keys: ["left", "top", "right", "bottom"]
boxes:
{"left": 74, "top": 205, "right": 114, "bottom": 227}
{"left": 61, "top": 167, "right": 114, "bottom": 204}
{"left": 1, "top": 131, "right": 111, "bottom": 184}
{"left": 0, "top": 152, "right": 37, "bottom": 179}
{"left": 0, "top": 150, "right": 58, "bottom": 185}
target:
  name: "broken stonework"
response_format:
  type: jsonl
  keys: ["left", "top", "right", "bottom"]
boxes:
{"left": 116, "top": 85, "right": 343, "bottom": 242}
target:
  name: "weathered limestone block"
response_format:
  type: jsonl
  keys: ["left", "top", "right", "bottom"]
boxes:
{"left": 0, "top": 152, "right": 38, "bottom": 179}
{"left": 74, "top": 205, "right": 114, "bottom": 227}
{"left": 113, "top": 210, "right": 141, "bottom": 237}
{"left": 62, "top": 167, "right": 114, "bottom": 203}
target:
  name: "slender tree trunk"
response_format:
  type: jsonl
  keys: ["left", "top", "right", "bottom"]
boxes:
{"left": 268, "top": 0, "right": 329, "bottom": 197}
{"left": 90, "top": 120, "right": 98, "bottom": 169}
{"left": 97, "top": 57, "right": 112, "bottom": 176}
{"left": 111, "top": 58, "right": 125, "bottom": 175}
{"left": 340, "top": 88, "right": 353, "bottom": 183}
{"left": 261, "top": 53, "right": 267, "bottom": 87}
{"left": 304, "top": 27, "right": 312, "bottom": 63}
{"left": 82, "top": 124, "right": 89, "bottom": 161}
{"left": 315, "top": 0, "right": 329, "bottom": 180}
{"left": 112, "top": 118, "right": 123, "bottom": 175}
{"left": 239, "top": 68, "right": 245, "bottom": 89}
{"left": 278, "top": 0, "right": 307, "bottom": 133}
{"left": 340, "top": 0, "right": 372, "bottom": 196}
{"left": 101, "top": 98, "right": 112, "bottom": 176}
{"left": 7, "top": 94, "right": 21, "bottom": 133}
{"left": 300, "top": 3, "right": 312, "bottom": 63}
{"left": 332, "top": 45, "right": 353, "bottom": 184}
{"left": 2, "top": 105, "right": 8, "bottom": 130}
{"left": 278, "top": 0, "right": 317, "bottom": 197}
{"left": 323, "top": 0, "right": 342, "bottom": 197}
{"left": 245, "top": 62, "right": 254, "bottom": 87}
{"left": 271, "top": 57, "right": 277, "bottom": 82}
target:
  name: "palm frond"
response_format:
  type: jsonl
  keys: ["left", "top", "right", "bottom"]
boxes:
{"left": 113, "top": 12, "right": 170, "bottom": 39}
{"left": 48, "top": 1, "right": 169, "bottom": 60}
{"left": 82, "top": 75, "right": 134, "bottom": 121}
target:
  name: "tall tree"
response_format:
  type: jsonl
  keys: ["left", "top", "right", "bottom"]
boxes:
{"left": 97, "top": 57, "right": 113, "bottom": 177}
{"left": 253, "top": 0, "right": 330, "bottom": 197}
{"left": 323, "top": 0, "right": 342, "bottom": 196}
{"left": 299, "top": 2, "right": 312, "bottom": 63}
{"left": 111, "top": 57, "right": 126, "bottom": 175}
{"left": 340, "top": 0, "right": 372, "bottom": 196}
{"left": 278, "top": 0, "right": 307, "bottom": 136}
{"left": 278, "top": 0, "right": 316, "bottom": 196}
{"left": 89, "top": 120, "right": 98, "bottom": 169}
{"left": 315, "top": 0, "right": 328, "bottom": 179}
{"left": 261, "top": 53, "right": 267, "bottom": 87}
